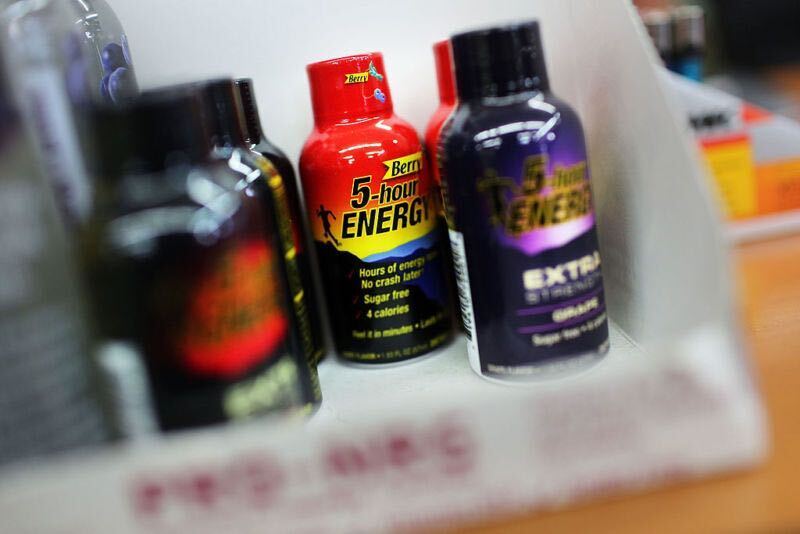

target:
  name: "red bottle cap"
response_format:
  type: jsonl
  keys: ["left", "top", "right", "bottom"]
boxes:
{"left": 306, "top": 52, "right": 393, "bottom": 125}
{"left": 433, "top": 40, "right": 456, "bottom": 106}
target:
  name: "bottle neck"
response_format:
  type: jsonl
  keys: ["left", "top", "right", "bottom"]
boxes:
{"left": 307, "top": 53, "right": 394, "bottom": 128}
{"left": 433, "top": 41, "right": 457, "bottom": 107}
{"left": 456, "top": 74, "right": 549, "bottom": 102}
{"left": 201, "top": 81, "right": 248, "bottom": 150}
{"left": 212, "top": 131, "right": 243, "bottom": 150}
{"left": 235, "top": 80, "right": 264, "bottom": 146}
{"left": 314, "top": 105, "right": 394, "bottom": 128}
{"left": 438, "top": 86, "right": 457, "bottom": 108}
{"left": 462, "top": 87, "right": 548, "bottom": 106}
{"left": 452, "top": 22, "right": 550, "bottom": 102}
{"left": 243, "top": 113, "right": 263, "bottom": 146}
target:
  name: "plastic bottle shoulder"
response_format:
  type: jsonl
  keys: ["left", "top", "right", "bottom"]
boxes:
{"left": 300, "top": 114, "right": 422, "bottom": 175}
{"left": 446, "top": 92, "right": 580, "bottom": 151}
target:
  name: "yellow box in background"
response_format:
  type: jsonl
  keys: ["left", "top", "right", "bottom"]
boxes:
{"left": 700, "top": 134, "right": 757, "bottom": 220}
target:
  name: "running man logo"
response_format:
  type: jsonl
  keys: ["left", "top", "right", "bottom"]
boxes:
{"left": 478, "top": 155, "right": 592, "bottom": 236}
{"left": 382, "top": 151, "right": 423, "bottom": 180}
{"left": 316, "top": 204, "right": 340, "bottom": 247}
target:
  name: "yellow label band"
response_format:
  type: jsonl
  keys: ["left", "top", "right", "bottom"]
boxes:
{"left": 382, "top": 151, "right": 423, "bottom": 180}
{"left": 344, "top": 71, "right": 370, "bottom": 84}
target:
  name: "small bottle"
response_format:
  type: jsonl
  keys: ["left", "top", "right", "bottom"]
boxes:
{"left": 642, "top": 10, "right": 674, "bottom": 68}
{"left": 235, "top": 78, "right": 327, "bottom": 364}
{"left": 443, "top": 22, "right": 610, "bottom": 381}
{"left": 81, "top": 91, "right": 318, "bottom": 431}
{"left": 196, "top": 78, "right": 322, "bottom": 402}
{"left": 672, "top": 5, "right": 705, "bottom": 82}
{"left": 0, "top": 51, "right": 108, "bottom": 464}
{"left": 68, "top": 0, "right": 138, "bottom": 105}
{"left": 300, "top": 52, "right": 454, "bottom": 365}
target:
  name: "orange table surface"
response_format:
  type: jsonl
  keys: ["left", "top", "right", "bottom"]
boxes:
{"left": 433, "top": 234, "right": 800, "bottom": 534}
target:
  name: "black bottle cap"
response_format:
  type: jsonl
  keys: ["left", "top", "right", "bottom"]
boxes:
{"left": 234, "top": 78, "right": 263, "bottom": 145}
{"left": 451, "top": 20, "right": 550, "bottom": 100}
{"left": 90, "top": 89, "right": 211, "bottom": 176}
{"left": 196, "top": 78, "right": 248, "bottom": 149}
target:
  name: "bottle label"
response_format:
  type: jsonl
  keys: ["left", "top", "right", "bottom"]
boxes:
{"left": 449, "top": 138, "right": 610, "bottom": 378}
{"left": 305, "top": 150, "right": 452, "bottom": 363}
{"left": 179, "top": 240, "right": 289, "bottom": 379}
{"left": 447, "top": 229, "right": 479, "bottom": 370}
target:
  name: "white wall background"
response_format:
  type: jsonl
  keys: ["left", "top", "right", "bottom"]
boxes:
{"left": 109, "top": 0, "right": 732, "bottom": 347}
{"left": 109, "top": 0, "right": 578, "bottom": 162}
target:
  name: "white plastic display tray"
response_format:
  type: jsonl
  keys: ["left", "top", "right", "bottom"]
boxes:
{"left": 0, "top": 324, "right": 764, "bottom": 533}
{"left": 728, "top": 209, "right": 800, "bottom": 243}
{"left": 314, "top": 326, "right": 638, "bottom": 427}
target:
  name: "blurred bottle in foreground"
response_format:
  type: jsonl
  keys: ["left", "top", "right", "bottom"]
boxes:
{"left": 68, "top": 0, "right": 138, "bottom": 105}
{"left": 0, "top": 0, "right": 93, "bottom": 224}
{"left": 0, "top": 0, "right": 139, "bottom": 226}
{"left": 0, "top": 45, "right": 109, "bottom": 466}
{"left": 81, "top": 90, "right": 317, "bottom": 432}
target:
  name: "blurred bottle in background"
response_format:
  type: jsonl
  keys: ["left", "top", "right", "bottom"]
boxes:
{"left": 710, "top": 0, "right": 800, "bottom": 70}
{"left": 673, "top": 5, "right": 706, "bottom": 81}
{"left": 196, "top": 79, "right": 323, "bottom": 402}
{"left": 642, "top": 10, "right": 675, "bottom": 69}
{"left": 0, "top": 43, "right": 109, "bottom": 466}
{"left": 235, "top": 78, "right": 328, "bottom": 365}
{"left": 639, "top": 2, "right": 707, "bottom": 82}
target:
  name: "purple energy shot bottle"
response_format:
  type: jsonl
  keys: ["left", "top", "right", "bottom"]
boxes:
{"left": 441, "top": 21, "right": 610, "bottom": 381}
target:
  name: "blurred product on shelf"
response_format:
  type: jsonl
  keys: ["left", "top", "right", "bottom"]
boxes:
{"left": 80, "top": 90, "right": 318, "bottom": 432}
{"left": 0, "top": 0, "right": 93, "bottom": 224}
{"left": 712, "top": 0, "right": 800, "bottom": 69}
{"left": 423, "top": 40, "right": 462, "bottom": 334}
{"left": 672, "top": 5, "right": 705, "bottom": 81}
{"left": 69, "top": 0, "right": 138, "bottom": 105}
{"left": 0, "top": 47, "right": 109, "bottom": 465}
{"left": 670, "top": 71, "right": 800, "bottom": 234}
{"left": 441, "top": 21, "right": 610, "bottom": 381}
{"left": 300, "top": 52, "right": 454, "bottom": 365}
{"left": 235, "top": 78, "right": 327, "bottom": 365}
{"left": 641, "top": 4, "right": 706, "bottom": 81}
{"left": 0, "top": 0, "right": 138, "bottom": 227}
{"left": 642, "top": 9, "right": 674, "bottom": 68}
{"left": 196, "top": 79, "right": 322, "bottom": 401}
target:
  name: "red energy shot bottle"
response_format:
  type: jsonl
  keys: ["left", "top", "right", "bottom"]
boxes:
{"left": 424, "top": 39, "right": 462, "bottom": 333}
{"left": 424, "top": 40, "right": 457, "bottom": 187}
{"left": 300, "top": 52, "right": 454, "bottom": 365}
